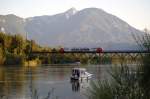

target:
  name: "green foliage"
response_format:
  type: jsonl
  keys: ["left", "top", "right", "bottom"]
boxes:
{"left": 80, "top": 55, "right": 89, "bottom": 64}
{"left": 88, "top": 80, "right": 114, "bottom": 99}
{"left": 87, "top": 65, "right": 144, "bottom": 99}
{"left": 0, "top": 32, "right": 7, "bottom": 52}
{"left": 0, "top": 32, "right": 45, "bottom": 65}
{"left": 89, "top": 55, "right": 100, "bottom": 64}
{"left": 11, "top": 34, "right": 24, "bottom": 54}
{"left": 138, "top": 30, "right": 150, "bottom": 98}
{"left": 0, "top": 47, "right": 5, "bottom": 64}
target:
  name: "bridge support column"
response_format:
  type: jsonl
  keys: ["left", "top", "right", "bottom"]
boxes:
{"left": 99, "top": 53, "right": 102, "bottom": 64}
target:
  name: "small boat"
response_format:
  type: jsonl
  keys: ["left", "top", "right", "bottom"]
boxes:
{"left": 70, "top": 68, "right": 93, "bottom": 81}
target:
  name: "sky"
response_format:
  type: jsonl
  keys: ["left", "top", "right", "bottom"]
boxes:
{"left": 0, "top": 0, "right": 149, "bottom": 30}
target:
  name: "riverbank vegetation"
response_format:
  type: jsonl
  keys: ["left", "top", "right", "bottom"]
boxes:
{"left": 0, "top": 32, "right": 48, "bottom": 66}
{"left": 87, "top": 29, "right": 150, "bottom": 99}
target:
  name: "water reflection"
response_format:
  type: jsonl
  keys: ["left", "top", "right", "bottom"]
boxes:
{"left": 71, "top": 80, "right": 80, "bottom": 92}
{"left": 0, "top": 65, "right": 110, "bottom": 99}
{"left": 0, "top": 66, "right": 26, "bottom": 98}
{"left": 70, "top": 78, "right": 91, "bottom": 93}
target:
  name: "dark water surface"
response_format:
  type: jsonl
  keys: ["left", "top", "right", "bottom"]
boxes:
{"left": 0, "top": 65, "right": 110, "bottom": 99}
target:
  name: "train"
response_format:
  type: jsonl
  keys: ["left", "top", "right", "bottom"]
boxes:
{"left": 58, "top": 47, "right": 103, "bottom": 53}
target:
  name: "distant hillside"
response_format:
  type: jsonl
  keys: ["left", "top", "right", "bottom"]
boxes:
{"left": 0, "top": 14, "right": 26, "bottom": 35}
{"left": 0, "top": 8, "right": 144, "bottom": 50}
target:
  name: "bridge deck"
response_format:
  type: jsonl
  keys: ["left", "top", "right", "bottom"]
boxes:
{"left": 31, "top": 50, "right": 150, "bottom": 54}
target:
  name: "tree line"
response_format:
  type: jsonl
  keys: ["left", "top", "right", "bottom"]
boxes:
{"left": 0, "top": 32, "right": 50, "bottom": 65}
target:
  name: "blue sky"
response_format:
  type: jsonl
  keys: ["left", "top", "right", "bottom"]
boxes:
{"left": 0, "top": 0, "right": 149, "bottom": 30}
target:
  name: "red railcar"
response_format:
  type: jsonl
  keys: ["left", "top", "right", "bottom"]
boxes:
{"left": 96, "top": 48, "right": 103, "bottom": 53}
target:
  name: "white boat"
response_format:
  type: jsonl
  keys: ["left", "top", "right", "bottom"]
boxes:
{"left": 70, "top": 68, "right": 93, "bottom": 81}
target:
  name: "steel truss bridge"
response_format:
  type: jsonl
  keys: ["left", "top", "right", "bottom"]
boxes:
{"left": 30, "top": 50, "right": 150, "bottom": 63}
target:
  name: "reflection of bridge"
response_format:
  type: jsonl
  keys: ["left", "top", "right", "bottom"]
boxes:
{"left": 30, "top": 50, "right": 150, "bottom": 64}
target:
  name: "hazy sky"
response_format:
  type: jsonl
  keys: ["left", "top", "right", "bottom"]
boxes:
{"left": 0, "top": 0, "right": 149, "bottom": 30}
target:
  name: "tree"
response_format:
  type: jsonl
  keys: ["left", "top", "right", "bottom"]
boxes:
{"left": 0, "top": 47, "right": 5, "bottom": 64}
{"left": 11, "top": 34, "right": 24, "bottom": 55}
{"left": 0, "top": 32, "right": 6, "bottom": 52}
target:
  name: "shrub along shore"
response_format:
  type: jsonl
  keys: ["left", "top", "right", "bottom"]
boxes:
{"left": 0, "top": 32, "right": 48, "bottom": 66}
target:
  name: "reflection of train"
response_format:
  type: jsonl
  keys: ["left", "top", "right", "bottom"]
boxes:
{"left": 58, "top": 48, "right": 103, "bottom": 53}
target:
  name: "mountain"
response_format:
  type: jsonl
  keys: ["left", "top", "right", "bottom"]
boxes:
{"left": 0, "top": 14, "right": 26, "bottom": 35}
{"left": 0, "top": 8, "right": 144, "bottom": 50}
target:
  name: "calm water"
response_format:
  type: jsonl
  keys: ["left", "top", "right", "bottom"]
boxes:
{"left": 0, "top": 65, "right": 111, "bottom": 99}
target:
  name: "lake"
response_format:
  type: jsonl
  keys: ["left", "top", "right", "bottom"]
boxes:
{"left": 0, "top": 65, "right": 112, "bottom": 99}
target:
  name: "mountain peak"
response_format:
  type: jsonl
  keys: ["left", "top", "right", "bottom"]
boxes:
{"left": 0, "top": 7, "right": 142, "bottom": 50}
{"left": 66, "top": 7, "right": 77, "bottom": 14}
{"left": 65, "top": 8, "right": 77, "bottom": 19}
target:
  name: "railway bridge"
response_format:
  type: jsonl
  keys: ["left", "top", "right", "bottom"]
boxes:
{"left": 29, "top": 49, "right": 150, "bottom": 64}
